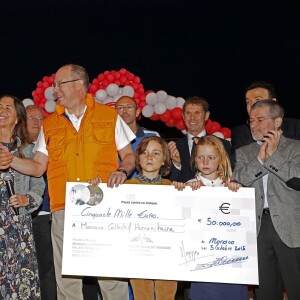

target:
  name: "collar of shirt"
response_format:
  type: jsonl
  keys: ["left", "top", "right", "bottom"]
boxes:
{"left": 187, "top": 130, "right": 206, "bottom": 152}
{"left": 135, "top": 125, "right": 144, "bottom": 138}
{"left": 193, "top": 173, "right": 224, "bottom": 187}
{"left": 65, "top": 105, "right": 87, "bottom": 131}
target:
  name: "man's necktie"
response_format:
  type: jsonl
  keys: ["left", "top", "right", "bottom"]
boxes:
{"left": 191, "top": 136, "right": 199, "bottom": 155}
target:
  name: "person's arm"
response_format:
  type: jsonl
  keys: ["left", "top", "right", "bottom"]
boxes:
{"left": 0, "top": 144, "right": 14, "bottom": 169}
{"left": 107, "top": 143, "right": 135, "bottom": 188}
{"left": 11, "top": 151, "right": 48, "bottom": 177}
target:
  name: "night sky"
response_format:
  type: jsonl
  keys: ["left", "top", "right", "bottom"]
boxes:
{"left": 1, "top": 1, "right": 299, "bottom": 138}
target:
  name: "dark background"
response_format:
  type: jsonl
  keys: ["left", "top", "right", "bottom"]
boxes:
{"left": 1, "top": 1, "right": 299, "bottom": 138}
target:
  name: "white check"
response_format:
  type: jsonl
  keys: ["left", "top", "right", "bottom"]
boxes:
{"left": 62, "top": 183, "right": 258, "bottom": 285}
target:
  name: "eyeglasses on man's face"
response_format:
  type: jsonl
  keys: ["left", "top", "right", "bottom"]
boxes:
{"left": 27, "top": 116, "right": 43, "bottom": 122}
{"left": 115, "top": 105, "right": 136, "bottom": 111}
{"left": 52, "top": 78, "right": 81, "bottom": 88}
{"left": 247, "top": 117, "right": 274, "bottom": 126}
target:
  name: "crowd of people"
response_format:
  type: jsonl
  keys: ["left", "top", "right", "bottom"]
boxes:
{"left": 0, "top": 63, "right": 299, "bottom": 300}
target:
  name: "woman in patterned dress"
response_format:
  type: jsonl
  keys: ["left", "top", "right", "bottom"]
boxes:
{"left": 0, "top": 94, "right": 45, "bottom": 299}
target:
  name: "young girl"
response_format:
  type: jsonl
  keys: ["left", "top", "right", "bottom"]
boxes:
{"left": 174, "top": 135, "right": 248, "bottom": 300}
{"left": 125, "top": 136, "right": 177, "bottom": 300}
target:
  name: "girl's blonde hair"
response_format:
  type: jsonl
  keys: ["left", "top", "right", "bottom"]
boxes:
{"left": 190, "top": 135, "right": 232, "bottom": 181}
{"left": 135, "top": 136, "right": 171, "bottom": 177}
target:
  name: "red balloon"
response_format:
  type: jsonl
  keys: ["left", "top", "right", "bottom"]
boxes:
{"left": 159, "top": 110, "right": 172, "bottom": 122}
{"left": 120, "top": 68, "right": 127, "bottom": 75}
{"left": 48, "top": 76, "right": 55, "bottom": 84}
{"left": 220, "top": 127, "right": 231, "bottom": 139}
{"left": 166, "top": 118, "right": 176, "bottom": 127}
{"left": 102, "top": 79, "right": 109, "bottom": 86}
{"left": 114, "top": 72, "right": 121, "bottom": 79}
{"left": 92, "top": 78, "right": 99, "bottom": 85}
{"left": 134, "top": 76, "right": 141, "bottom": 83}
{"left": 104, "top": 70, "right": 110, "bottom": 77}
{"left": 176, "top": 119, "right": 186, "bottom": 131}
{"left": 89, "top": 84, "right": 98, "bottom": 93}
{"left": 139, "top": 94, "right": 146, "bottom": 101}
{"left": 205, "top": 119, "right": 213, "bottom": 132}
{"left": 107, "top": 74, "right": 114, "bottom": 82}
{"left": 98, "top": 74, "right": 105, "bottom": 81}
{"left": 207, "top": 121, "right": 221, "bottom": 134}
{"left": 120, "top": 76, "right": 126, "bottom": 84}
{"left": 127, "top": 73, "right": 134, "bottom": 81}
{"left": 37, "top": 81, "right": 43, "bottom": 87}
{"left": 150, "top": 113, "right": 160, "bottom": 121}
{"left": 134, "top": 92, "right": 140, "bottom": 99}
{"left": 171, "top": 107, "right": 183, "bottom": 121}
{"left": 139, "top": 100, "right": 146, "bottom": 109}
{"left": 137, "top": 87, "right": 144, "bottom": 94}
{"left": 36, "top": 87, "right": 44, "bottom": 95}
{"left": 132, "top": 83, "right": 138, "bottom": 90}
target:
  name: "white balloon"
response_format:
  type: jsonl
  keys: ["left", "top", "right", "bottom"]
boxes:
{"left": 95, "top": 89, "right": 107, "bottom": 103}
{"left": 22, "top": 98, "right": 34, "bottom": 107}
{"left": 181, "top": 129, "right": 187, "bottom": 135}
{"left": 226, "top": 138, "right": 231, "bottom": 143}
{"left": 154, "top": 102, "right": 166, "bottom": 114}
{"left": 45, "top": 100, "right": 56, "bottom": 113}
{"left": 44, "top": 86, "right": 56, "bottom": 101}
{"left": 103, "top": 96, "right": 114, "bottom": 104}
{"left": 156, "top": 90, "right": 168, "bottom": 102}
{"left": 176, "top": 97, "right": 185, "bottom": 108}
{"left": 121, "top": 85, "right": 134, "bottom": 97}
{"left": 146, "top": 92, "right": 157, "bottom": 105}
{"left": 213, "top": 132, "right": 225, "bottom": 139}
{"left": 142, "top": 105, "right": 154, "bottom": 118}
{"left": 165, "top": 96, "right": 177, "bottom": 109}
{"left": 113, "top": 94, "right": 122, "bottom": 102}
{"left": 106, "top": 83, "right": 119, "bottom": 97}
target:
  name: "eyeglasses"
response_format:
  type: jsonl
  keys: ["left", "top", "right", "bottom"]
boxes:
{"left": 52, "top": 79, "right": 81, "bottom": 88}
{"left": 27, "top": 116, "right": 43, "bottom": 122}
{"left": 115, "top": 105, "right": 136, "bottom": 111}
{"left": 247, "top": 117, "right": 274, "bottom": 125}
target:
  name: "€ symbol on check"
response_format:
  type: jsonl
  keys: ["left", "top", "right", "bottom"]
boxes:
{"left": 219, "top": 203, "right": 230, "bottom": 214}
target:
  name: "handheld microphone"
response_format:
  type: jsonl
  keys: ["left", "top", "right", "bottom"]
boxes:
{"left": 2, "top": 172, "right": 19, "bottom": 215}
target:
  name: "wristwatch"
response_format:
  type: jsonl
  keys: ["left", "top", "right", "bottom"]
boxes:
{"left": 117, "top": 168, "right": 128, "bottom": 178}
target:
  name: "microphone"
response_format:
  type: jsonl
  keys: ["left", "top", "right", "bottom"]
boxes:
{"left": 2, "top": 172, "right": 19, "bottom": 215}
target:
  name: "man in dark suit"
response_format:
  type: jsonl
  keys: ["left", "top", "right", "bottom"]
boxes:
{"left": 168, "top": 96, "right": 231, "bottom": 182}
{"left": 233, "top": 100, "right": 300, "bottom": 300}
{"left": 167, "top": 96, "right": 231, "bottom": 300}
{"left": 231, "top": 81, "right": 300, "bottom": 166}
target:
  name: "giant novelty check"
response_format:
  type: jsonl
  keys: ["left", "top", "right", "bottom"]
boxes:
{"left": 62, "top": 183, "right": 258, "bottom": 285}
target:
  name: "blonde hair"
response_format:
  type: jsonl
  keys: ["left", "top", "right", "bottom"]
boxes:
{"left": 190, "top": 135, "right": 232, "bottom": 181}
{"left": 135, "top": 136, "right": 171, "bottom": 177}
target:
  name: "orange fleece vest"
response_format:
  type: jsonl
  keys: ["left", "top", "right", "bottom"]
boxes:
{"left": 44, "top": 94, "right": 118, "bottom": 212}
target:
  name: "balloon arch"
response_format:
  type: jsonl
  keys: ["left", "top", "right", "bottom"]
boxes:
{"left": 24, "top": 68, "right": 231, "bottom": 140}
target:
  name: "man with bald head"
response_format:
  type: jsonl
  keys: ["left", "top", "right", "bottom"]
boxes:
{"left": 115, "top": 96, "right": 159, "bottom": 178}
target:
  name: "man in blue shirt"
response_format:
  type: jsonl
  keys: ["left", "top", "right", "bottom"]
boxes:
{"left": 115, "top": 96, "right": 159, "bottom": 179}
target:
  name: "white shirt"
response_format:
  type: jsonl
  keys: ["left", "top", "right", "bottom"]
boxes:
{"left": 188, "top": 173, "right": 224, "bottom": 187}
{"left": 187, "top": 130, "right": 206, "bottom": 155}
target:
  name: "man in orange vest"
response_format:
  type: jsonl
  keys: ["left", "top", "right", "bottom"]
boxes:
{"left": 0, "top": 64, "right": 136, "bottom": 300}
